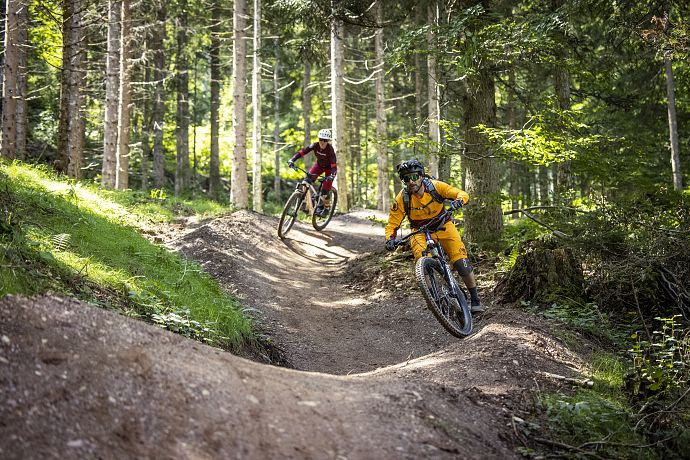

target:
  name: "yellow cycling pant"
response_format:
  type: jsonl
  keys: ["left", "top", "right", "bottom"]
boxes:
{"left": 410, "top": 220, "right": 467, "bottom": 264}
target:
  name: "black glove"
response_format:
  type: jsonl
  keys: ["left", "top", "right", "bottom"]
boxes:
{"left": 287, "top": 159, "right": 296, "bottom": 170}
{"left": 385, "top": 238, "right": 397, "bottom": 251}
{"left": 449, "top": 199, "right": 464, "bottom": 212}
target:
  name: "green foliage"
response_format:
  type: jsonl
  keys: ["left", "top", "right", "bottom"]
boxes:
{"left": 479, "top": 106, "right": 611, "bottom": 167}
{"left": 569, "top": 190, "right": 690, "bottom": 319}
{"left": 519, "top": 299, "right": 626, "bottom": 346}
{"left": 629, "top": 316, "right": 690, "bottom": 396}
{"left": 534, "top": 390, "right": 657, "bottom": 459}
{"left": 0, "top": 161, "right": 252, "bottom": 350}
{"left": 528, "top": 347, "right": 690, "bottom": 459}
{"left": 495, "top": 218, "right": 548, "bottom": 271}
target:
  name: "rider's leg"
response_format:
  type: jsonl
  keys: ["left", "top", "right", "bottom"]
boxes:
{"left": 321, "top": 170, "right": 335, "bottom": 209}
{"left": 452, "top": 259, "right": 483, "bottom": 312}
{"left": 439, "top": 223, "right": 484, "bottom": 313}
{"left": 307, "top": 164, "right": 326, "bottom": 213}
{"left": 307, "top": 164, "right": 324, "bottom": 183}
{"left": 409, "top": 232, "right": 429, "bottom": 260}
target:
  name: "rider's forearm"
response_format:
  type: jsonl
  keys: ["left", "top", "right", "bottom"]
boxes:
{"left": 385, "top": 213, "right": 404, "bottom": 239}
{"left": 290, "top": 150, "right": 306, "bottom": 162}
{"left": 437, "top": 181, "right": 469, "bottom": 204}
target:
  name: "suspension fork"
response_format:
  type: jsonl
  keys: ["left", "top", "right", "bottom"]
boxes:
{"left": 428, "top": 233, "right": 461, "bottom": 298}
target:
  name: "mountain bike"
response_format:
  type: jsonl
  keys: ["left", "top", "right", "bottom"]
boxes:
{"left": 277, "top": 165, "right": 338, "bottom": 239}
{"left": 391, "top": 208, "right": 473, "bottom": 338}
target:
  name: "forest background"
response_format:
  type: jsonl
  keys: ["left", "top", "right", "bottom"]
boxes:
{"left": 2, "top": 0, "right": 690, "bottom": 456}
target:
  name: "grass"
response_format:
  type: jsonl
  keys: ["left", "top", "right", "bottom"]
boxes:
{"left": 0, "top": 161, "right": 252, "bottom": 350}
{"left": 522, "top": 324, "right": 689, "bottom": 458}
{"left": 535, "top": 389, "right": 658, "bottom": 459}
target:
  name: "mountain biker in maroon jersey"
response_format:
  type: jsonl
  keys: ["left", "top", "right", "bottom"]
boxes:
{"left": 288, "top": 128, "right": 337, "bottom": 216}
{"left": 384, "top": 159, "right": 484, "bottom": 313}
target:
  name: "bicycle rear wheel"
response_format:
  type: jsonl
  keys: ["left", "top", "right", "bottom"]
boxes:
{"left": 415, "top": 257, "right": 472, "bottom": 337}
{"left": 278, "top": 191, "right": 304, "bottom": 238}
{"left": 312, "top": 188, "right": 338, "bottom": 231}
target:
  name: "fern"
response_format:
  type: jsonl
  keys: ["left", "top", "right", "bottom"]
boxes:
{"left": 51, "top": 233, "right": 71, "bottom": 251}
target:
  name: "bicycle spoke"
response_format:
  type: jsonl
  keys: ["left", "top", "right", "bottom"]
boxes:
{"left": 415, "top": 257, "right": 473, "bottom": 338}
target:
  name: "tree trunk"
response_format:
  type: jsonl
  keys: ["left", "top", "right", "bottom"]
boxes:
{"left": 175, "top": 0, "right": 190, "bottom": 196}
{"left": 353, "top": 106, "right": 361, "bottom": 207}
{"left": 102, "top": 0, "right": 120, "bottom": 187}
{"left": 331, "top": 3, "right": 348, "bottom": 211}
{"left": 463, "top": 69, "right": 503, "bottom": 246}
{"left": 414, "top": 5, "right": 423, "bottom": 133}
{"left": 363, "top": 103, "right": 369, "bottom": 205}
{"left": 274, "top": 51, "right": 281, "bottom": 197}
{"left": 0, "top": 0, "right": 4, "bottom": 125}
{"left": 496, "top": 239, "right": 584, "bottom": 304}
{"left": 116, "top": 0, "right": 132, "bottom": 190}
{"left": 554, "top": 62, "right": 572, "bottom": 196}
{"left": 302, "top": 57, "right": 312, "bottom": 171}
{"left": 56, "top": 0, "right": 73, "bottom": 172}
{"left": 374, "top": 2, "right": 389, "bottom": 211}
{"left": 251, "top": 0, "right": 262, "bottom": 212}
{"left": 426, "top": 2, "right": 440, "bottom": 177}
{"left": 508, "top": 68, "right": 519, "bottom": 218}
{"left": 208, "top": 0, "right": 221, "bottom": 199}
{"left": 538, "top": 166, "right": 549, "bottom": 205}
{"left": 231, "top": 0, "right": 249, "bottom": 208}
{"left": 14, "top": 0, "right": 26, "bottom": 160}
{"left": 140, "top": 63, "right": 151, "bottom": 191}
{"left": 66, "top": 0, "right": 85, "bottom": 179}
{"left": 152, "top": 3, "right": 167, "bottom": 190}
{"left": 2, "top": 0, "right": 22, "bottom": 160}
{"left": 438, "top": 73, "right": 450, "bottom": 182}
{"left": 665, "top": 55, "right": 682, "bottom": 191}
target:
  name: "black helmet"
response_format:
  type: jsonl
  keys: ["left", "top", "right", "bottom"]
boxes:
{"left": 396, "top": 159, "right": 425, "bottom": 181}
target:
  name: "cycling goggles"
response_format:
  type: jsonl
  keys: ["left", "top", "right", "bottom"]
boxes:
{"left": 401, "top": 173, "right": 420, "bottom": 182}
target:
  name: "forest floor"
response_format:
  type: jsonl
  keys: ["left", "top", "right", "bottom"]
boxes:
{"left": 1, "top": 210, "right": 598, "bottom": 459}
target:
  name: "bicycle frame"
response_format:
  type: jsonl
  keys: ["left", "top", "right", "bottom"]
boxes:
{"left": 419, "top": 219, "right": 465, "bottom": 303}
{"left": 291, "top": 166, "right": 331, "bottom": 215}
{"left": 397, "top": 210, "right": 466, "bottom": 304}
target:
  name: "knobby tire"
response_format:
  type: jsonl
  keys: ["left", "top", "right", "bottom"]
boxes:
{"left": 415, "top": 257, "right": 473, "bottom": 338}
{"left": 278, "top": 191, "right": 304, "bottom": 238}
{"left": 312, "top": 188, "right": 338, "bottom": 231}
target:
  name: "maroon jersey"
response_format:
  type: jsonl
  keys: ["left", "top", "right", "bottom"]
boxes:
{"left": 292, "top": 142, "right": 337, "bottom": 169}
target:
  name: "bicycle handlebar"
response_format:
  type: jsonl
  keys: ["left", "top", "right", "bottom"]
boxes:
{"left": 292, "top": 165, "right": 336, "bottom": 183}
{"left": 392, "top": 208, "right": 453, "bottom": 247}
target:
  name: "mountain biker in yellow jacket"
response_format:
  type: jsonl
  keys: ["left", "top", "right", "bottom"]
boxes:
{"left": 384, "top": 159, "right": 484, "bottom": 313}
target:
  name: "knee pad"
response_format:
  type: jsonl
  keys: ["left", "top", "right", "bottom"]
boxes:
{"left": 453, "top": 258, "right": 473, "bottom": 277}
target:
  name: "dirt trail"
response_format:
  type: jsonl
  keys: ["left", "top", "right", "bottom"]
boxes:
{"left": 1, "top": 210, "right": 592, "bottom": 459}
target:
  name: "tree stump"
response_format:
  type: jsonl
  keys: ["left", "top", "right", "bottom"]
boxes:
{"left": 496, "top": 239, "right": 585, "bottom": 305}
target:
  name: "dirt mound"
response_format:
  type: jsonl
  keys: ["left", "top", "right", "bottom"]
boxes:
{"left": 1, "top": 210, "right": 596, "bottom": 458}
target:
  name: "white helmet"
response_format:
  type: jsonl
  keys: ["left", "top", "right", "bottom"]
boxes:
{"left": 317, "top": 128, "right": 332, "bottom": 140}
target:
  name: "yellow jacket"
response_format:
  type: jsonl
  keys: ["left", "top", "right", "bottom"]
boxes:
{"left": 385, "top": 179, "right": 469, "bottom": 239}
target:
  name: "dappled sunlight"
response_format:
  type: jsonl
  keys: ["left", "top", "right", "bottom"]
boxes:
{"left": 327, "top": 220, "right": 385, "bottom": 238}
{"left": 309, "top": 297, "right": 369, "bottom": 308}
{"left": 348, "top": 319, "right": 583, "bottom": 390}
{"left": 371, "top": 351, "right": 456, "bottom": 373}
{"left": 247, "top": 267, "right": 288, "bottom": 285}
{"left": 10, "top": 163, "right": 141, "bottom": 228}
{"left": 280, "top": 238, "right": 350, "bottom": 265}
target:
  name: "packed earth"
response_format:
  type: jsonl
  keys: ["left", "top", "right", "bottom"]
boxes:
{"left": 1, "top": 210, "right": 597, "bottom": 458}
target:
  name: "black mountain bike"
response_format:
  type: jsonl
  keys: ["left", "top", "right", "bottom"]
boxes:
{"left": 278, "top": 165, "right": 338, "bottom": 239}
{"left": 392, "top": 208, "right": 473, "bottom": 337}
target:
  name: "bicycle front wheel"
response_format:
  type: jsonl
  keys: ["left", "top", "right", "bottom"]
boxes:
{"left": 278, "top": 191, "right": 304, "bottom": 238}
{"left": 312, "top": 188, "right": 338, "bottom": 231}
{"left": 415, "top": 257, "right": 472, "bottom": 338}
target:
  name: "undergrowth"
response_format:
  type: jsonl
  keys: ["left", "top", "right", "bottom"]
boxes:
{"left": 518, "top": 304, "right": 690, "bottom": 458}
{"left": 0, "top": 161, "right": 252, "bottom": 350}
